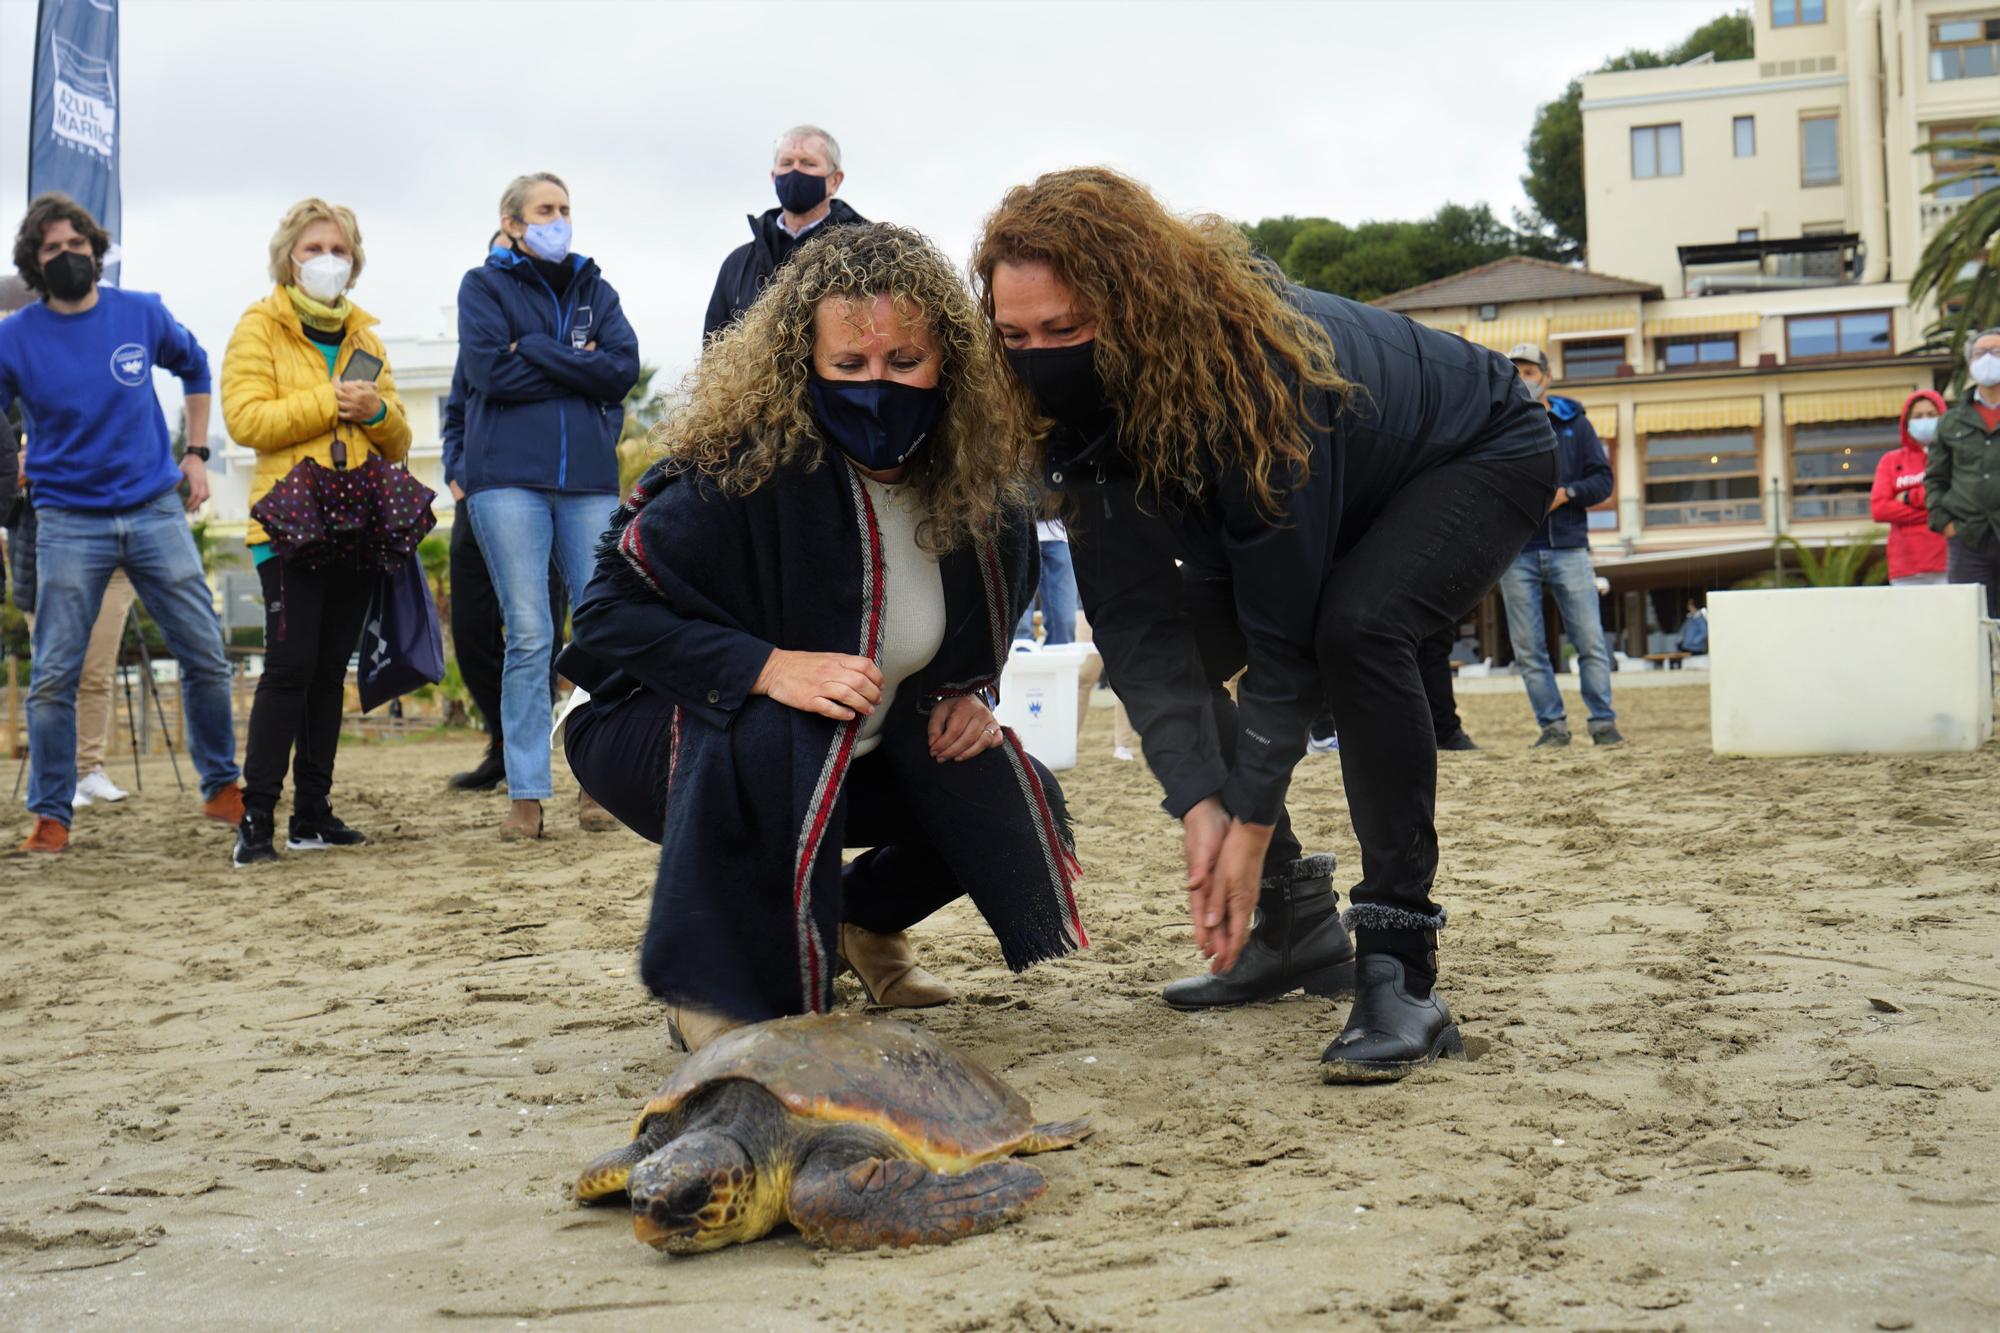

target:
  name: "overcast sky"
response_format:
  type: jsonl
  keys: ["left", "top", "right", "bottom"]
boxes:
{"left": 1, "top": 0, "right": 1732, "bottom": 430}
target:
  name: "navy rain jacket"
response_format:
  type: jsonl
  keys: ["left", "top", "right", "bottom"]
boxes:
{"left": 1519, "top": 395, "right": 1613, "bottom": 551}
{"left": 456, "top": 248, "right": 640, "bottom": 497}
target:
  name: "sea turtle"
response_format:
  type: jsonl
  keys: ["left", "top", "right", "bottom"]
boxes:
{"left": 575, "top": 1013, "right": 1091, "bottom": 1253}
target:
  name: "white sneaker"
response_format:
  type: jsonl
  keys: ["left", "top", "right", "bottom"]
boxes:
{"left": 76, "top": 767, "right": 129, "bottom": 804}
{"left": 71, "top": 787, "right": 93, "bottom": 809}
{"left": 1307, "top": 733, "right": 1339, "bottom": 754}
{"left": 1112, "top": 746, "right": 1135, "bottom": 762}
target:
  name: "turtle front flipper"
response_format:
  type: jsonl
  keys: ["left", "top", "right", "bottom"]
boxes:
{"left": 576, "top": 1140, "right": 654, "bottom": 1203}
{"left": 1018, "top": 1117, "right": 1093, "bottom": 1154}
{"left": 786, "top": 1156, "right": 1047, "bottom": 1250}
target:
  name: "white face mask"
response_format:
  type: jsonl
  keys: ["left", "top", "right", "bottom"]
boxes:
{"left": 1907, "top": 416, "right": 1939, "bottom": 444}
{"left": 296, "top": 253, "right": 353, "bottom": 303}
{"left": 1972, "top": 352, "right": 2000, "bottom": 388}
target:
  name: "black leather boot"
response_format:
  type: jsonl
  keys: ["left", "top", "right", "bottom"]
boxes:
{"left": 450, "top": 735, "right": 506, "bottom": 792}
{"left": 1161, "top": 854, "right": 1355, "bottom": 1010}
{"left": 1318, "top": 954, "right": 1463, "bottom": 1083}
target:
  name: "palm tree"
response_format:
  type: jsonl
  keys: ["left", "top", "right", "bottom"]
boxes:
{"left": 617, "top": 361, "right": 670, "bottom": 494}
{"left": 1909, "top": 117, "right": 2000, "bottom": 386}
{"left": 1774, "top": 533, "right": 1888, "bottom": 588}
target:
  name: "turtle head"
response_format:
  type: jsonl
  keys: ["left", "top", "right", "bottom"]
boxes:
{"left": 629, "top": 1131, "right": 764, "bottom": 1253}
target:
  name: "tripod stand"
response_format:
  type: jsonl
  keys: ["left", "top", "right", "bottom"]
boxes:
{"left": 11, "top": 602, "right": 187, "bottom": 800}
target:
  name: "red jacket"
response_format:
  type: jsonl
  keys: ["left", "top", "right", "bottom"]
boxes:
{"left": 1871, "top": 390, "right": 1949, "bottom": 581}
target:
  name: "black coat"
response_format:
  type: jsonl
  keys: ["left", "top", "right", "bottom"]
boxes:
{"left": 702, "top": 200, "right": 869, "bottom": 339}
{"left": 1052, "top": 285, "right": 1556, "bottom": 827}
{"left": 563, "top": 452, "right": 1083, "bottom": 1022}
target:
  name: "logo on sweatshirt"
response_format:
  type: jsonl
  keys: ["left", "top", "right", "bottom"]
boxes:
{"left": 109, "top": 342, "right": 149, "bottom": 387}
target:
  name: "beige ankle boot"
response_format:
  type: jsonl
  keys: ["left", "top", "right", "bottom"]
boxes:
{"left": 666, "top": 1004, "right": 744, "bottom": 1053}
{"left": 837, "top": 924, "right": 955, "bottom": 1008}
{"left": 499, "top": 799, "right": 544, "bottom": 842}
{"left": 577, "top": 789, "right": 618, "bottom": 833}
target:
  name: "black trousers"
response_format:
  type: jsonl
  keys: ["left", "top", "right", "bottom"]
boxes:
{"left": 563, "top": 688, "right": 1070, "bottom": 935}
{"left": 1312, "top": 624, "right": 1463, "bottom": 745}
{"left": 449, "top": 500, "right": 567, "bottom": 741}
{"left": 1946, "top": 533, "right": 2000, "bottom": 619}
{"left": 244, "top": 556, "right": 373, "bottom": 817}
{"left": 1316, "top": 449, "right": 1557, "bottom": 923}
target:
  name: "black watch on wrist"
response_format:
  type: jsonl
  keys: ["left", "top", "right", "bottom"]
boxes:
{"left": 183, "top": 445, "right": 210, "bottom": 462}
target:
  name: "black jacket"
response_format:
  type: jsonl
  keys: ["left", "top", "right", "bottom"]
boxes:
{"left": 702, "top": 200, "right": 868, "bottom": 339}
{"left": 1519, "top": 395, "right": 1614, "bottom": 551}
{"left": 1925, "top": 395, "right": 2000, "bottom": 548}
{"left": 1055, "top": 285, "right": 1555, "bottom": 827}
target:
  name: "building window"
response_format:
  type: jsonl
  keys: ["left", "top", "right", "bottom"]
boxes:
{"left": 1477, "top": 303, "right": 1499, "bottom": 321}
{"left": 1660, "top": 335, "right": 1739, "bottom": 371}
{"left": 1786, "top": 310, "right": 1892, "bottom": 361}
{"left": 1632, "top": 124, "right": 1683, "bottom": 179}
{"left": 1737, "top": 228, "right": 1761, "bottom": 242}
{"left": 1930, "top": 15, "right": 2000, "bottom": 81}
{"left": 1734, "top": 116, "right": 1756, "bottom": 157}
{"left": 1562, "top": 339, "right": 1625, "bottom": 380}
{"left": 1644, "top": 430, "right": 1763, "bottom": 527}
{"left": 1774, "top": 0, "right": 1827, "bottom": 24}
{"left": 1802, "top": 114, "right": 1840, "bottom": 186}
{"left": 1791, "top": 420, "right": 1897, "bottom": 521}
{"left": 1932, "top": 122, "right": 2000, "bottom": 198}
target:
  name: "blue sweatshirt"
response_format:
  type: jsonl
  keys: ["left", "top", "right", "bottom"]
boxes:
{"left": 1519, "top": 395, "right": 1614, "bottom": 552}
{"left": 0, "top": 288, "right": 212, "bottom": 512}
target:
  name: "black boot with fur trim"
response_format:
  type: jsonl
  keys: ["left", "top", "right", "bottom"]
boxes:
{"left": 1318, "top": 918, "right": 1463, "bottom": 1082}
{"left": 1162, "top": 854, "right": 1356, "bottom": 1009}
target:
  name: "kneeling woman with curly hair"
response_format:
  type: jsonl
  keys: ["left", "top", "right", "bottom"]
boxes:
{"left": 560, "top": 223, "right": 1085, "bottom": 1050}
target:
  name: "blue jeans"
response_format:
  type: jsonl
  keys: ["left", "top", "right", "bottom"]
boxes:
{"left": 27, "top": 490, "right": 239, "bottom": 823}
{"left": 1013, "top": 539, "right": 1078, "bottom": 645}
{"left": 1498, "top": 546, "right": 1614, "bottom": 728}
{"left": 467, "top": 488, "right": 612, "bottom": 799}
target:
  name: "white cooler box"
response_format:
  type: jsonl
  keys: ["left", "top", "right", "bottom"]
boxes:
{"left": 1709, "top": 585, "right": 1994, "bottom": 756}
{"left": 994, "top": 643, "right": 1096, "bottom": 771}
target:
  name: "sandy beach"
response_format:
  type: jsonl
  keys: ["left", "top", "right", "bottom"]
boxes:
{"left": 2, "top": 683, "right": 1996, "bottom": 1330}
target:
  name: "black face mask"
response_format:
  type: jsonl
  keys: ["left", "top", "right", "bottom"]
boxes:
{"left": 807, "top": 374, "right": 946, "bottom": 472}
{"left": 774, "top": 170, "right": 828, "bottom": 214}
{"left": 1005, "top": 341, "right": 1111, "bottom": 434}
{"left": 43, "top": 250, "right": 97, "bottom": 302}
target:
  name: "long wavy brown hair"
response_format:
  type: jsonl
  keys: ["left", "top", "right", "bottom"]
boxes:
{"left": 658, "top": 223, "right": 1036, "bottom": 552}
{"left": 972, "top": 167, "right": 1352, "bottom": 514}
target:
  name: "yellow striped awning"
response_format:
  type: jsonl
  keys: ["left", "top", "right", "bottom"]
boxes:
{"left": 1642, "top": 312, "right": 1763, "bottom": 338}
{"left": 1548, "top": 310, "right": 1637, "bottom": 340}
{"left": 1782, "top": 386, "right": 1913, "bottom": 425}
{"left": 1461, "top": 316, "right": 1548, "bottom": 353}
{"left": 1636, "top": 397, "right": 1764, "bottom": 434}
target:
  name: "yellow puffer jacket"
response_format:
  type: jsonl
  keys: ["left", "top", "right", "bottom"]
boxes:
{"left": 222, "top": 287, "right": 414, "bottom": 546}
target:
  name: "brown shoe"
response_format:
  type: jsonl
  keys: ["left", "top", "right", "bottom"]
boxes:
{"left": 666, "top": 1004, "right": 744, "bottom": 1053}
{"left": 577, "top": 789, "right": 618, "bottom": 833}
{"left": 202, "top": 784, "right": 246, "bottom": 828}
{"left": 21, "top": 817, "right": 69, "bottom": 853}
{"left": 837, "top": 924, "right": 956, "bottom": 1008}
{"left": 499, "top": 799, "right": 544, "bottom": 842}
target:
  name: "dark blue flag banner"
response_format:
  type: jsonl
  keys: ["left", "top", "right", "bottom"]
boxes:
{"left": 29, "top": 0, "right": 121, "bottom": 283}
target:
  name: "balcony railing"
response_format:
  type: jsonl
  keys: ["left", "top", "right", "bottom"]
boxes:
{"left": 1921, "top": 195, "right": 1969, "bottom": 237}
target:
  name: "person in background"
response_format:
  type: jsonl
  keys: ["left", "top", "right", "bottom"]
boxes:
{"left": 978, "top": 169, "right": 1555, "bottom": 1079}
{"left": 439, "top": 227, "right": 578, "bottom": 808}
{"left": 0, "top": 193, "right": 244, "bottom": 852}
{"left": 1871, "top": 389, "right": 1949, "bottom": 588}
{"left": 1495, "top": 342, "right": 1620, "bottom": 749}
{"left": 1014, "top": 518, "right": 1078, "bottom": 644}
{"left": 703, "top": 125, "right": 868, "bottom": 340}
{"left": 1676, "top": 597, "right": 1708, "bottom": 655}
{"left": 1926, "top": 330, "right": 2000, "bottom": 618}
{"left": 222, "top": 198, "right": 413, "bottom": 867}
{"left": 458, "top": 172, "right": 640, "bottom": 840}
{"left": 562, "top": 223, "right": 1082, "bottom": 1051}
{"left": 1307, "top": 627, "right": 1476, "bottom": 759}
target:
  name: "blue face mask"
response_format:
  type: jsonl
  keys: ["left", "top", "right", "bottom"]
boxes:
{"left": 775, "top": 170, "right": 828, "bottom": 214}
{"left": 808, "top": 375, "right": 945, "bottom": 472}
{"left": 1907, "top": 416, "right": 1939, "bottom": 444}
{"left": 522, "top": 216, "right": 572, "bottom": 263}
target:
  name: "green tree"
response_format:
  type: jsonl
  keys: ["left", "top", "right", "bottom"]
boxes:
{"left": 1908, "top": 117, "right": 2000, "bottom": 386}
{"left": 1518, "top": 11, "right": 1754, "bottom": 259}
{"left": 1774, "top": 533, "right": 1888, "bottom": 587}
{"left": 1245, "top": 202, "right": 1526, "bottom": 304}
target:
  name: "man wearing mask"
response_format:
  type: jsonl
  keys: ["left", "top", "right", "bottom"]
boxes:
{"left": 702, "top": 125, "right": 868, "bottom": 339}
{"left": 1494, "top": 343, "right": 1621, "bottom": 748}
{"left": 0, "top": 194, "right": 245, "bottom": 852}
{"left": 1927, "top": 328, "right": 2000, "bottom": 617}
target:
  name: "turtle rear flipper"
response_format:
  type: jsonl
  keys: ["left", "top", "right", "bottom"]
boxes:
{"left": 576, "top": 1140, "right": 653, "bottom": 1203}
{"left": 1019, "top": 1117, "right": 1093, "bottom": 1154}
{"left": 787, "top": 1157, "right": 1047, "bottom": 1250}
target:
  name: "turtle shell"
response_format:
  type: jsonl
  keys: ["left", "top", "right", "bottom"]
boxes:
{"left": 635, "top": 1013, "right": 1035, "bottom": 1166}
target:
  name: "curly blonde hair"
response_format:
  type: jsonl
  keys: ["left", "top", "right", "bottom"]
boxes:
{"left": 658, "top": 223, "right": 1036, "bottom": 552}
{"left": 972, "top": 167, "right": 1352, "bottom": 515}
